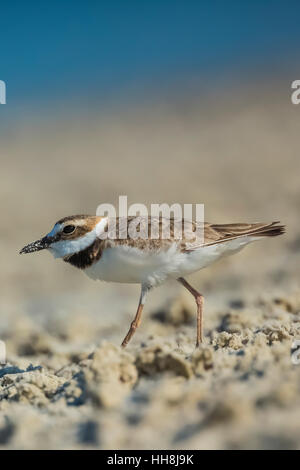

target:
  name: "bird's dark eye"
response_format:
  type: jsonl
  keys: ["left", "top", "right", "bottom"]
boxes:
{"left": 63, "top": 225, "right": 75, "bottom": 234}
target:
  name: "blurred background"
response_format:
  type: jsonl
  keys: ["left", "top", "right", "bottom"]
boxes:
{"left": 1, "top": 0, "right": 300, "bottom": 450}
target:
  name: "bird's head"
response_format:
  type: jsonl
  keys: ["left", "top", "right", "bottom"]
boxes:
{"left": 20, "top": 215, "right": 106, "bottom": 258}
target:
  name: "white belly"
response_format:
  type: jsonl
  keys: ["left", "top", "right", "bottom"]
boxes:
{"left": 85, "top": 243, "right": 184, "bottom": 285}
{"left": 84, "top": 237, "right": 254, "bottom": 286}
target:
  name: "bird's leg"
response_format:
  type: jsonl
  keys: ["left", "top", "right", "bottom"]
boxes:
{"left": 177, "top": 277, "right": 204, "bottom": 347}
{"left": 121, "top": 285, "right": 148, "bottom": 348}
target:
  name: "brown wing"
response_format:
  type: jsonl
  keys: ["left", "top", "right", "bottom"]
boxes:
{"left": 184, "top": 221, "right": 285, "bottom": 252}
{"left": 102, "top": 217, "right": 285, "bottom": 252}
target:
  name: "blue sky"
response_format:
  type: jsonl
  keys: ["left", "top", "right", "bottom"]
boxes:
{"left": 1, "top": 0, "right": 299, "bottom": 108}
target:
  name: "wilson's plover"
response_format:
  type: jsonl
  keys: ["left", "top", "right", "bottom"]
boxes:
{"left": 20, "top": 216, "right": 285, "bottom": 347}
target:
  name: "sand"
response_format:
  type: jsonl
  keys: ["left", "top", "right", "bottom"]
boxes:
{"left": 1, "top": 80, "right": 300, "bottom": 449}
{"left": 1, "top": 289, "right": 300, "bottom": 449}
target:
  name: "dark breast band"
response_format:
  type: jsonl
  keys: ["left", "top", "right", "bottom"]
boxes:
{"left": 64, "top": 239, "right": 104, "bottom": 269}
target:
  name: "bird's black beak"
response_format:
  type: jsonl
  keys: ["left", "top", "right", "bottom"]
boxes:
{"left": 19, "top": 236, "right": 52, "bottom": 254}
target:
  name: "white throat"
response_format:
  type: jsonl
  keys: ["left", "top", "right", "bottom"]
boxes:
{"left": 49, "top": 230, "right": 97, "bottom": 259}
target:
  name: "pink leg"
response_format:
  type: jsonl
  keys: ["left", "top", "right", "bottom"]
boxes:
{"left": 121, "top": 285, "right": 148, "bottom": 348}
{"left": 177, "top": 277, "right": 204, "bottom": 346}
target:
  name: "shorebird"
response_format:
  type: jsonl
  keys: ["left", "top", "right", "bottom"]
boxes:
{"left": 20, "top": 216, "right": 285, "bottom": 347}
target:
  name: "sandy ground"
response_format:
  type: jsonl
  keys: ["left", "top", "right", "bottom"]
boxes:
{"left": 1, "top": 80, "right": 300, "bottom": 449}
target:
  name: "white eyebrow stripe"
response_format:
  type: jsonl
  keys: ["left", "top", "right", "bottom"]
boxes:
{"left": 95, "top": 217, "right": 108, "bottom": 238}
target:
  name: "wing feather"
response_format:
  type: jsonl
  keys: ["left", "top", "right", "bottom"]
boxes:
{"left": 184, "top": 221, "right": 285, "bottom": 252}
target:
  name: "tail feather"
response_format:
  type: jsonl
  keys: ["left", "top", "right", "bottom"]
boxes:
{"left": 202, "top": 221, "right": 285, "bottom": 247}
{"left": 184, "top": 221, "right": 285, "bottom": 251}
{"left": 250, "top": 222, "right": 285, "bottom": 238}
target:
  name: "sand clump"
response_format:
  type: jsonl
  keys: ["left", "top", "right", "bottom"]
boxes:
{"left": 81, "top": 343, "right": 138, "bottom": 408}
